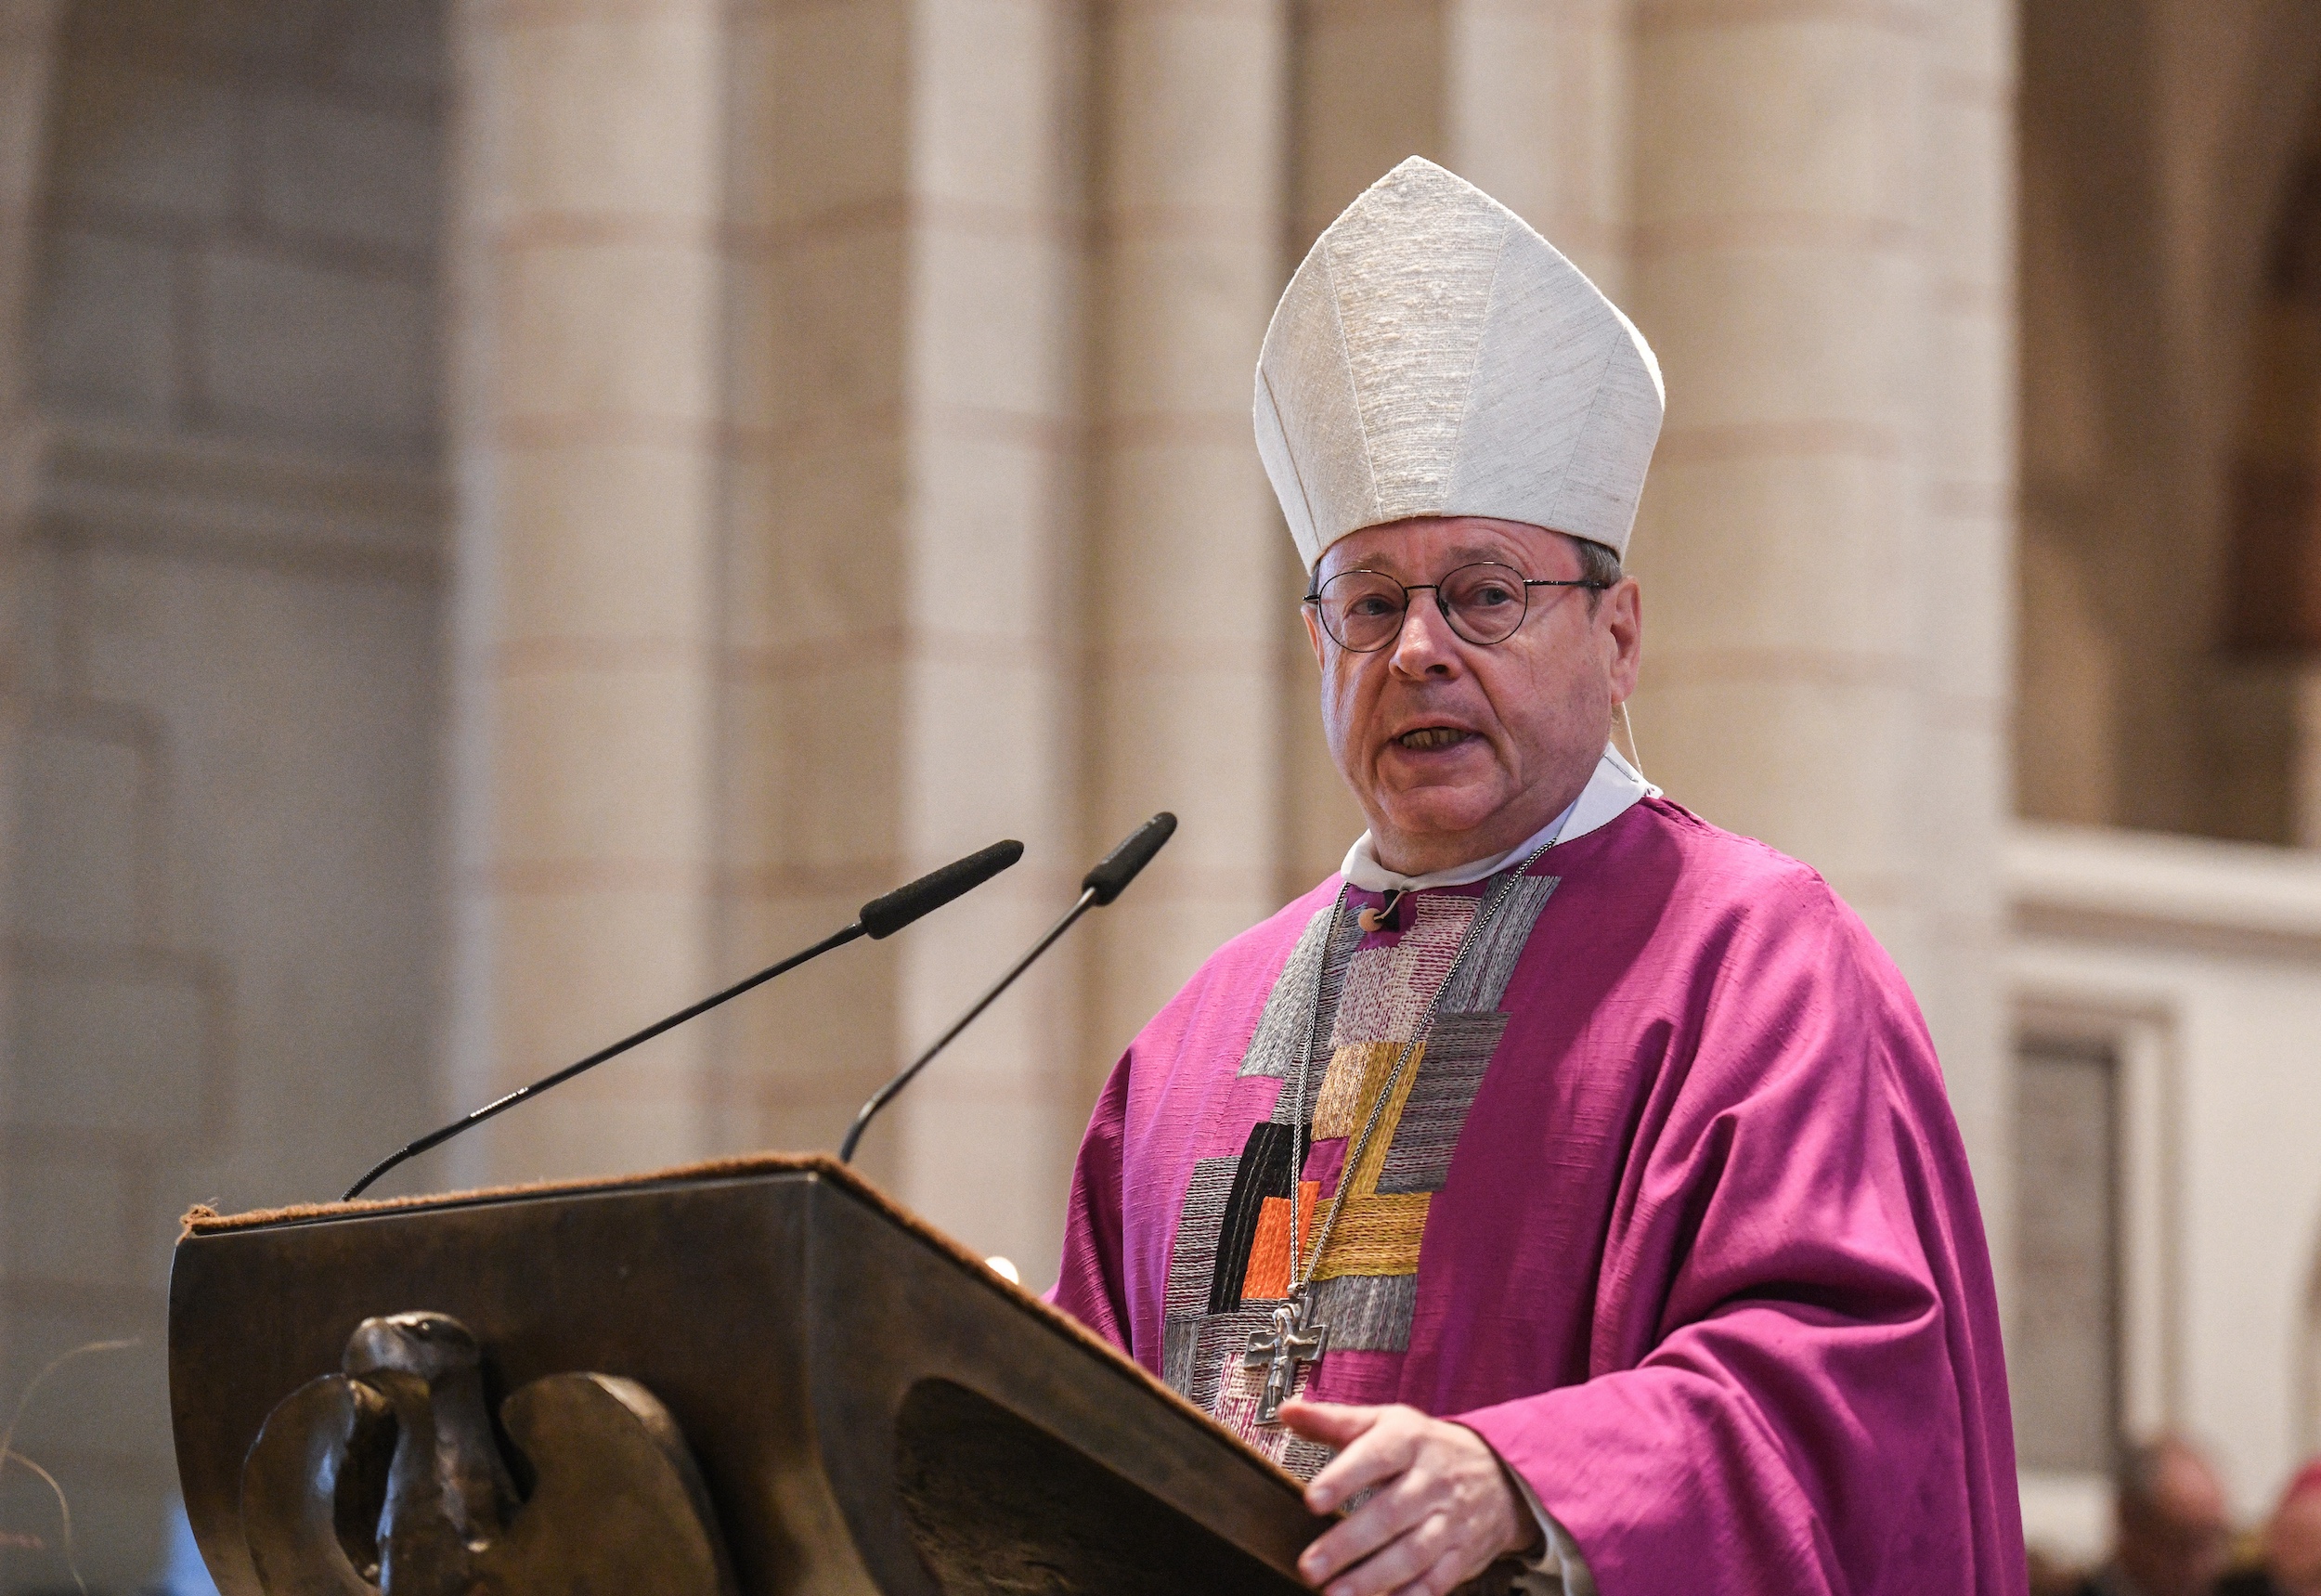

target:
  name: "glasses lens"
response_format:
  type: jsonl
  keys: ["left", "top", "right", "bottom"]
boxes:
{"left": 1440, "top": 563, "right": 1529, "bottom": 644}
{"left": 1316, "top": 571, "right": 1407, "bottom": 651}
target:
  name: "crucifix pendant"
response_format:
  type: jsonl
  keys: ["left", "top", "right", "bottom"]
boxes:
{"left": 1242, "top": 1293, "right": 1330, "bottom": 1426}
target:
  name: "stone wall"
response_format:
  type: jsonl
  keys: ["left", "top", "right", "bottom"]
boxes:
{"left": 1, "top": 3, "right": 447, "bottom": 1587}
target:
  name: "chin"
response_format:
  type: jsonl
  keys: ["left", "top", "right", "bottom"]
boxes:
{"left": 1375, "top": 788, "right": 1506, "bottom": 840}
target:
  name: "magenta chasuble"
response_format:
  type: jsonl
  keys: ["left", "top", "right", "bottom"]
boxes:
{"left": 1052, "top": 798, "right": 2027, "bottom": 1595}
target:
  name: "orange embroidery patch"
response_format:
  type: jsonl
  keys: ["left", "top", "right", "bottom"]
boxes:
{"left": 1240, "top": 1180, "right": 1321, "bottom": 1301}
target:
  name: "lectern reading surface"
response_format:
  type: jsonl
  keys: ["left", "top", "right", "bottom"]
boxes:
{"left": 170, "top": 1155, "right": 1329, "bottom": 1596}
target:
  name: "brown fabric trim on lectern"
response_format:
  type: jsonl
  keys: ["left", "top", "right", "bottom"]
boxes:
{"left": 176, "top": 1152, "right": 1297, "bottom": 1492}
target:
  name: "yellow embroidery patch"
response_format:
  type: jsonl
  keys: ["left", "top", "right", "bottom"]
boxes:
{"left": 1311, "top": 1042, "right": 1398, "bottom": 1138}
{"left": 1309, "top": 1192, "right": 1433, "bottom": 1281}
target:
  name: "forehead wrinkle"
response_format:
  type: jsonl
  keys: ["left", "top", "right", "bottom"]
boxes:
{"left": 1325, "top": 534, "right": 1562, "bottom": 583}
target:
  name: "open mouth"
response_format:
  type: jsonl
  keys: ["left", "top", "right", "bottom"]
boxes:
{"left": 1394, "top": 727, "right": 1475, "bottom": 751}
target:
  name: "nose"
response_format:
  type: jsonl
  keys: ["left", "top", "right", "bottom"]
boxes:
{"left": 1389, "top": 587, "right": 1463, "bottom": 677}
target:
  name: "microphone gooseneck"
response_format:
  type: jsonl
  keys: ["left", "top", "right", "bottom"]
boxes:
{"left": 839, "top": 813, "right": 1176, "bottom": 1165}
{"left": 342, "top": 839, "right": 1025, "bottom": 1201}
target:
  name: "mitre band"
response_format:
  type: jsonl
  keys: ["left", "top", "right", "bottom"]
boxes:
{"left": 1253, "top": 157, "right": 1666, "bottom": 568}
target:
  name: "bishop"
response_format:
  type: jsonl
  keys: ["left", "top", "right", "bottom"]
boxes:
{"left": 1049, "top": 159, "right": 2025, "bottom": 1596}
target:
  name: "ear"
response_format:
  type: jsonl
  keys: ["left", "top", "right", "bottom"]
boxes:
{"left": 1303, "top": 599, "right": 1326, "bottom": 668}
{"left": 1603, "top": 577, "right": 1642, "bottom": 704}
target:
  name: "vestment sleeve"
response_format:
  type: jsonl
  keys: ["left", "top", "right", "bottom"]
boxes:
{"left": 1047, "top": 1050, "right": 1135, "bottom": 1350}
{"left": 1456, "top": 891, "right": 2021, "bottom": 1596}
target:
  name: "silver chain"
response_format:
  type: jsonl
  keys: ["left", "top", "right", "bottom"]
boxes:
{"left": 1284, "top": 836, "right": 1558, "bottom": 1307}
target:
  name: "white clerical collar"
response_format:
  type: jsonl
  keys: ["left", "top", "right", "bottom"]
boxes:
{"left": 1339, "top": 744, "right": 1659, "bottom": 893}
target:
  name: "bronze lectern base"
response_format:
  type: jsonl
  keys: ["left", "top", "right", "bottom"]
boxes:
{"left": 172, "top": 1155, "right": 1329, "bottom": 1596}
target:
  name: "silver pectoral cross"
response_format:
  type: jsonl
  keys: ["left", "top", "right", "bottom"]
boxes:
{"left": 1242, "top": 1295, "right": 1330, "bottom": 1426}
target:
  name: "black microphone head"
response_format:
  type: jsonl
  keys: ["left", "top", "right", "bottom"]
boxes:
{"left": 1082, "top": 812, "right": 1176, "bottom": 906}
{"left": 860, "top": 838, "right": 1024, "bottom": 939}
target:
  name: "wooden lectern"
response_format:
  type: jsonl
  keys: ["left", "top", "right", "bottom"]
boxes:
{"left": 170, "top": 1154, "right": 1330, "bottom": 1595}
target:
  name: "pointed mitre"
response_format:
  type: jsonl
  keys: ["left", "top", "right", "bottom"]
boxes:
{"left": 1253, "top": 157, "right": 1665, "bottom": 568}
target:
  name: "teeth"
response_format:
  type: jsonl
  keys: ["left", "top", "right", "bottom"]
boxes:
{"left": 1399, "top": 728, "right": 1468, "bottom": 750}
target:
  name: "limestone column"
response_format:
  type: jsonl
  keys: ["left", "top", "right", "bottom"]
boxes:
{"left": 0, "top": 0, "right": 64, "bottom": 1072}
{"left": 1445, "top": 0, "right": 1630, "bottom": 292}
{"left": 1086, "top": 0, "right": 1291, "bottom": 1069}
{"left": 444, "top": 0, "right": 731, "bottom": 1188}
{"left": 1917, "top": 0, "right": 2016, "bottom": 1244}
{"left": 713, "top": 0, "right": 1091, "bottom": 1280}
{"left": 1627, "top": 0, "right": 2014, "bottom": 1187}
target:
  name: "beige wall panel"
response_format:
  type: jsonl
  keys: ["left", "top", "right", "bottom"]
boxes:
{"left": 765, "top": 228, "right": 914, "bottom": 420}
{"left": 912, "top": 230, "right": 1081, "bottom": 418}
{"left": 501, "top": 10, "right": 724, "bottom": 219}
{"left": 759, "top": 651, "right": 910, "bottom": 868}
{"left": 910, "top": 443, "right": 1080, "bottom": 647}
{"left": 497, "top": 442, "right": 716, "bottom": 642}
{"left": 744, "top": 2, "right": 911, "bottom": 229}
{"left": 1107, "top": 3, "right": 1283, "bottom": 213}
{"left": 914, "top": 0, "right": 1088, "bottom": 213}
{"left": 491, "top": 666, "right": 715, "bottom": 864}
{"left": 1643, "top": 674, "right": 1924, "bottom": 892}
{"left": 1446, "top": 0, "right": 1628, "bottom": 287}
{"left": 1634, "top": 19, "right": 1916, "bottom": 229}
{"left": 1638, "top": 452, "right": 1913, "bottom": 654}
{"left": 1095, "top": 443, "right": 1284, "bottom": 638}
{"left": 463, "top": 1083, "right": 712, "bottom": 1187}
{"left": 1293, "top": 0, "right": 1446, "bottom": 244}
{"left": 450, "top": 0, "right": 731, "bottom": 1188}
{"left": 749, "top": 436, "right": 911, "bottom": 644}
{"left": 1088, "top": 0, "right": 1287, "bottom": 1166}
{"left": 1102, "top": 236, "right": 1285, "bottom": 416}
{"left": 488, "top": 885, "right": 711, "bottom": 1087}
{"left": 498, "top": 242, "right": 720, "bottom": 424}
{"left": 871, "top": 0, "right": 1089, "bottom": 1274}
{"left": 1634, "top": 248, "right": 1918, "bottom": 432}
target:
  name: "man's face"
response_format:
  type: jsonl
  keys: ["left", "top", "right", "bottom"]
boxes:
{"left": 2271, "top": 1493, "right": 2321, "bottom": 1596}
{"left": 1303, "top": 515, "right": 1642, "bottom": 876}
{"left": 2117, "top": 1447, "right": 2233, "bottom": 1596}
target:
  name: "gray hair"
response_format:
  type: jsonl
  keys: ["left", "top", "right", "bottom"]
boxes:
{"left": 1575, "top": 537, "right": 1623, "bottom": 609}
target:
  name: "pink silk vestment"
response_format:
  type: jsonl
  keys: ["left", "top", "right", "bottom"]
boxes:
{"left": 1051, "top": 797, "right": 2027, "bottom": 1595}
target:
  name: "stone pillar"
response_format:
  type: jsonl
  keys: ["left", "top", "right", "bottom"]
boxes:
{"left": 0, "top": 0, "right": 64, "bottom": 1096}
{"left": 880, "top": 0, "right": 1090, "bottom": 1278}
{"left": 710, "top": 0, "right": 1092, "bottom": 1279}
{"left": 1919, "top": 0, "right": 2017, "bottom": 1249}
{"left": 1086, "top": 0, "right": 1291, "bottom": 1069}
{"left": 445, "top": 0, "right": 732, "bottom": 1187}
{"left": 1445, "top": 0, "right": 1630, "bottom": 292}
{"left": 1627, "top": 0, "right": 2014, "bottom": 1189}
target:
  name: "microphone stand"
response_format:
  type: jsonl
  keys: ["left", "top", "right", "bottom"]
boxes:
{"left": 838, "top": 811, "right": 1176, "bottom": 1164}
{"left": 838, "top": 888, "right": 1096, "bottom": 1165}
{"left": 342, "top": 837, "right": 1025, "bottom": 1201}
{"left": 347, "top": 923, "right": 865, "bottom": 1201}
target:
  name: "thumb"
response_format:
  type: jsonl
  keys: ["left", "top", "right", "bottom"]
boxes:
{"left": 1277, "top": 1396, "right": 1379, "bottom": 1447}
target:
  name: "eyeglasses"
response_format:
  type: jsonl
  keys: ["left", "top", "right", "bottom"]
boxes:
{"left": 1303, "top": 561, "right": 1610, "bottom": 653}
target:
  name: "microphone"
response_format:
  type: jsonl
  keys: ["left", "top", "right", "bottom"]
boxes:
{"left": 839, "top": 813, "right": 1176, "bottom": 1164}
{"left": 343, "top": 838, "right": 1024, "bottom": 1200}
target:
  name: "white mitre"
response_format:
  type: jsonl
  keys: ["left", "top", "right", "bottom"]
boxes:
{"left": 1253, "top": 157, "right": 1666, "bottom": 568}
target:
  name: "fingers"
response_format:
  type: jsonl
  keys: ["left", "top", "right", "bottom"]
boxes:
{"left": 1278, "top": 1396, "right": 1380, "bottom": 1449}
{"left": 1292, "top": 1410, "right": 1531, "bottom": 1596}
{"left": 1304, "top": 1500, "right": 1462, "bottom": 1596}
{"left": 1302, "top": 1406, "right": 1421, "bottom": 1514}
{"left": 1300, "top": 1470, "right": 1433, "bottom": 1581}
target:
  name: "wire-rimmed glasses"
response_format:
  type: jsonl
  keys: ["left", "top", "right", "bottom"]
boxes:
{"left": 1303, "top": 561, "right": 1609, "bottom": 653}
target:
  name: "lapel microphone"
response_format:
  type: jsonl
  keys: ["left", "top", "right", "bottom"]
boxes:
{"left": 343, "top": 839, "right": 1025, "bottom": 1200}
{"left": 838, "top": 813, "right": 1177, "bottom": 1164}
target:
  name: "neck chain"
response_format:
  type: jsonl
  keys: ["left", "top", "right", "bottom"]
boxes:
{"left": 1243, "top": 837, "right": 1559, "bottom": 1424}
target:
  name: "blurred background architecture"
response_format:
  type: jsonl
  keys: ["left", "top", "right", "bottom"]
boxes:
{"left": 0, "top": 0, "right": 2317, "bottom": 1587}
